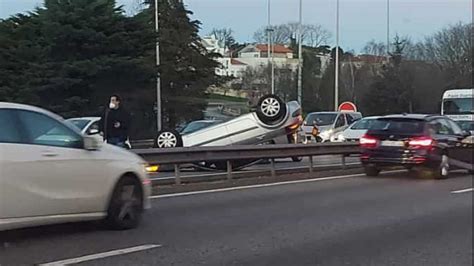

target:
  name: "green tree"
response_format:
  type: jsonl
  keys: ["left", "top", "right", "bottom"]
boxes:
{"left": 141, "top": 0, "right": 220, "bottom": 128}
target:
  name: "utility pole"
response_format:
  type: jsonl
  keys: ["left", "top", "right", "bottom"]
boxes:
{"left": 154, "top": 0, "right": 162, "bottom": 131}
{"left": 386, "top": 0, "right": 390, "bottom": 62}
{"left": 334, "top": 0, "right": 340, "bottom": 111}
{"left": 267, "top": 0, "right": 275, "bottom": 94}
{"left": 297, "top": 0, "right": 303, "bottom": 104}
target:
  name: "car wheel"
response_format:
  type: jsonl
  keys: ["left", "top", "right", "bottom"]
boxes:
{"left": 154, "top": 129, "right": 183, "bottom": 148}
{"left": 256, "top": 94, "right": 287, "bottom": 125}
{"left": 364, "top": 165, "right": 380, "bottom": 177}
{"left": 432, "top": 154, "right": 449, "bottom": 179}
{"left": 106, "top": 176, "right": 143, "bottom": 230}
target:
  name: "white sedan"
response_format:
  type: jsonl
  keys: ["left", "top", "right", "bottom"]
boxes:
{"left": 0, "top": 102, "right": 151, "bottom": 231}
{"left": 335, "top": 116, "right": 381, "bottom": 142}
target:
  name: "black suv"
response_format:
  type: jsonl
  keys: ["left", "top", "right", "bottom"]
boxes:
{"left": 360, "top": 114, "right": 472, "bottom": 179}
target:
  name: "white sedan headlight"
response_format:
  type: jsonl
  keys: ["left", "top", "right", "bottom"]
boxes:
{"left": 319, "top": 129, "right": 333, "bottom": 141}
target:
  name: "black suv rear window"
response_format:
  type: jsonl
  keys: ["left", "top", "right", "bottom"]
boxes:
{"left": 370, "top": 118, "right": 425, "bottom": 134}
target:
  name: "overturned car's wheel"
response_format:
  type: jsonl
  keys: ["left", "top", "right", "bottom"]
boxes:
{"left": 154, "top": 129, "right": 183, "bottom": 148}
{"left": 256, "top": 94, "right": 287, "bottom": 125}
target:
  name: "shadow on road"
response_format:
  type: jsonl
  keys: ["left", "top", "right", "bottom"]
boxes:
{"left": 0, "top": 221, "right": 102, "bottom": 244}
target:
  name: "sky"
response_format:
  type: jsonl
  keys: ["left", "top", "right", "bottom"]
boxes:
{"left": 0, "top": 0, "right": 471, "bottom": 52}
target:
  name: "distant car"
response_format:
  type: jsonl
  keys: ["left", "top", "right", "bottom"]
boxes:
{"left": 335, "top": 116, "right": 380, "bottom": 142}
{"left": 67, "top": 117, "right": 131, "bottom": 149}
{"left": 154, "top": 95, "right": 303, "bottom": 169}
{"left": 179, "top": 120, "right": 223, "bottom": 135}
{"left": 360, "top": 114, "right": 473, "bottom": 179}
{"left": 302, "top": 111, "right": 362, "bottom": 142}
{"left": 0, "top": 103, "right": 151, "bottom": 231}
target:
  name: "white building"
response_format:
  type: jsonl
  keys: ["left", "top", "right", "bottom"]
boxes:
{"left": 201, "top": 35, "right": 226, "bottom": 56}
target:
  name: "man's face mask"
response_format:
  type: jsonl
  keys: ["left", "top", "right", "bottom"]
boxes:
{"left": 109, "top": 97, "right": 119, "bottom": 109}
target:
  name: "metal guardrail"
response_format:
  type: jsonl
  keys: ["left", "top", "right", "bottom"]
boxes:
{"left": 133, "top": 142, "right": 361, "bottom": 185}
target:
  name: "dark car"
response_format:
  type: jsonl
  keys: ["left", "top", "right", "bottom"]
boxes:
{"left": 360, "top": 114, "right": 472, "bottom": 179}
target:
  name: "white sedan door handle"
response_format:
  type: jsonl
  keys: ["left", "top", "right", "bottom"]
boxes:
{"left": 42, "top": 151, "right": 58, "bottom": 157}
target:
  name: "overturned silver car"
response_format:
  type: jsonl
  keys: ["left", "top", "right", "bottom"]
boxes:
{"left": 154, "top": 95, "right": 303, "bottom": 169}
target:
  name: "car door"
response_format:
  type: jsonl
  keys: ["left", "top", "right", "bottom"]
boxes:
{"left": 2, "top": 109, "right": 107, "bottom": 219}
{"left": 333, "top": 114, "right": 347, "bottom": 135}
{"left": 445, "top": 118, "right": 473, "bottom": 166}
{"left": 0, "top": 109, "right": 26, "bottom": 219}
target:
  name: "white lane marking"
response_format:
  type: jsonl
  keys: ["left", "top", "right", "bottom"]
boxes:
{"left": 451, "top": 188, "right": 474, "bottom": 194}
{"left": 39, "top": 244, "right": 162, "bottom": 266}
{"left": 150, "top": 162, "right": 360, "bottom": 181}
{"left": 150, "top": 170, "right": 405, "bottom": 199}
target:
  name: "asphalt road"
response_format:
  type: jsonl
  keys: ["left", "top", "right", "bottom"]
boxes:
{"left": 0, "top": 171, "right": 472, "bottom": 266}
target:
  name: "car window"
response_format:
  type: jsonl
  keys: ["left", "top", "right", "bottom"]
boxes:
{"left": 351, "top": 118, "right": 376, "bottom": 130}
{"left": 335, "top": 115, "right": 345, "bottom": 128}
{"left": 67, "top": 119, "right": 90, "bottom": 131}
{"left": 457, "top": 120, "right": 474, "bottom": 131}
{"left": 371, "top": 118, "right": 425, "bottom": 134}
{"left": 346, "top": 113, "right": 361, "bottom": 125}
{"left": 429, "top": 119, "right": 454, "bottom": 136}
{"left": 446, "top": 119, "right": 463, "bottom": 135}
{"left": 305, "top": 113, "right": 338, "bottom": 126}
{"left": 17, "top": 110, "right": 83, "bottom": 148}
{"left": 0, "top": 109, "right": 23, "bottom": 143}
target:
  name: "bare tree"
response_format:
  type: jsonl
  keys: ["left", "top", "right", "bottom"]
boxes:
{"left": 362, "top": 40, "right": 386, "bottom": 57}
{"left": 417, "top": 22, "right": 471, "bottom": 81}
{"left": 210, "top": 28, "right": 236, "bottom": 49}
{"left": 253, "top": 22, "right": 331, "bottom": 47}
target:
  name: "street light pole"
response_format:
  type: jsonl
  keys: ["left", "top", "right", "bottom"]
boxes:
{"left": 334, "top": 0, "right": 340, "bottom": 111}
{"left": 154, "top": 0, "right": 162, "bottom": 131}
{"left": 267, "top": 0, "right": 275, "bottom": 94}
{"left": 297, "top": 0, "right": 303, "bottom": 104}
{"left": 386, "top": 0, "right": 390, "bottom": 61}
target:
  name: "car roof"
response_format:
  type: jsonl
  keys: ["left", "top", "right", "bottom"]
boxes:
{"left": 0, "top": 102, "right": 63, "bottom": 121}
{"left": 67, "top": 117, "right": 101, "bottom": 121}
{"left": 307, "top": 111, "right": 361, "bottom": 115}
{"left": 380, "top": 114, "right": 442, "bottom": 120}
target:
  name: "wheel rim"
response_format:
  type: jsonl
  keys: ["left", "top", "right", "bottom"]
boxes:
{"left": 261, "top": 98, "right": 281, "bottom": 117}
{"left": 118, "top": 184, "right": 139, "bottom": 222}
{"left": 441, "top": 155, "right": 449, "bottom": 176}
{"left": 157, "top": 132, "right": 178, "bottom": 148}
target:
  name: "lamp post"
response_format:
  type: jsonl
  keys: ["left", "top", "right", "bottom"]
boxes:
{"left": 386, "top": 0, "right": 390, "bottom": 61}
{"left": 334, "top": 0, "right": 340, "bottom": 111}
{"left": 267, "top": 0, "right": 275, "bottom": 94}
{"left": 297, "top": 0, "right": 303, "bottom": 104}
{"left": 154, "top": 0, "right": 162, "bottom": 131}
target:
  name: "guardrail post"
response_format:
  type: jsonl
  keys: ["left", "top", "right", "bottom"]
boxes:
{"left": 309, "top": 156, "right": 313, "bottom": 173}
{"left": 174, "top": 164, "right": 181, "bottom": 185}
{"left": 341, "top": 155, "right": 346, "bottom": 169}
{"left": 270, "top": 158, "right": 276, "bottom": 177}
{"left": 227, "top": 160, "right": 232, "bottom": 180}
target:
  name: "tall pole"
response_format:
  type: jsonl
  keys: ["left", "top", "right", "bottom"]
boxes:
{"left": 297, "top": 0, "right": 303, "bottom": 104}
{"left": 271, "top": 36, "right": 275, "bottom": 94}
{"left": 267, "top": 0, "right": 275, "bottom": 94}
{"left": 155, "top": 0, "right": 162, "bottom": 131}
{"left": 334, "top": 0, "right": 340, "bottom": 111}
{"left": 386, "top": 0, "right": 390, "bottom": 61}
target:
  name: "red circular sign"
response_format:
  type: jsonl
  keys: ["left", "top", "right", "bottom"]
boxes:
{"left": 338, "top": 102, "right": 357, "bottom": 112}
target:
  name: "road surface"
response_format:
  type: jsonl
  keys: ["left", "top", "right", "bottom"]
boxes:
{"left": 0, "top": 171, "right": 472, "bottom": 265}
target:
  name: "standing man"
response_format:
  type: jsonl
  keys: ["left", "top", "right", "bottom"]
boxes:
{"left": 100, "top": 94, "right": 131, "bottom": 148}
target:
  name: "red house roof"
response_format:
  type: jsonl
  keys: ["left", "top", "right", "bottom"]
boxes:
{"left": 255, "top": 44, "right": 293, "bottom": 54}
{"left": 231, "top": 59, "right": 247, "bottom": 65}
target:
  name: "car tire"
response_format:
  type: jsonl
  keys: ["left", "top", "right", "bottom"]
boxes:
{"left": 256, "top": 94, "right": 287, "bottom": 125}
{"left": 432, "top": 154, "right": 450, "bottom": 179}
{"left": 364, "top": 165, "right": 380, "bottom": 177}
{"left": 154, "top": 129, "right": 183, "bottom": 148}
{"left": 105, "top": 176, "right": 143, "bottom": 230}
